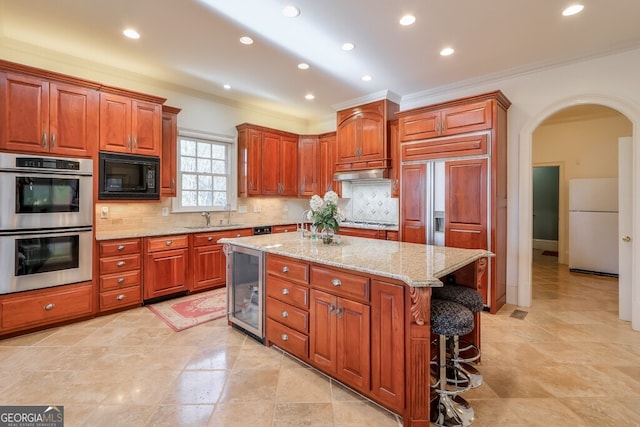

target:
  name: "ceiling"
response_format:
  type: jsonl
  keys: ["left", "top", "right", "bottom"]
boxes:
{"left": 1, "top": 0, "right": 640, "bottom": 122}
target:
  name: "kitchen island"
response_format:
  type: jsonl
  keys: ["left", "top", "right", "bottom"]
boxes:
{"left": 220, "top": 232, "right": 491, "bottom": 426}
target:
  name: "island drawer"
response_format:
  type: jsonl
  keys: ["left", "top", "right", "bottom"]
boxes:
{"left": 267, "top": 254, "right": 309, "bottom": 284}
{"left": 146, "top": 235, "right": 189, "bottom": 253}
{"left": 99, "top": 238, "right": 141, "bottom": 256}
{"left": 266, "top": 296, "right": 308, "bottom": 334}
{"left": 99, "top": 254, "right": 141, "bottom": 274}
{"left": 266, "top": 276, "right": 309, "bottom": 309}
{"left": 310, "top": 266, "right": 370, "bottom": 303}
{"left": 267, "top": 318, "right": 308, "bottom": 360}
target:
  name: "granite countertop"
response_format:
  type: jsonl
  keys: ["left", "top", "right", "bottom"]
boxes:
{"left": 219, "top": 233, "right": 492, "bottom": 288}
{"left": 95, "top": 220, "right": 398, "bottom": 241}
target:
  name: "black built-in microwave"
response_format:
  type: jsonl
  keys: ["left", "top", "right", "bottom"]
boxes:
{"left": 98, "top": 152, "right": 160, "bottom": 200}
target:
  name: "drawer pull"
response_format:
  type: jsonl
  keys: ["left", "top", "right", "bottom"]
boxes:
{"left": 116, "top": 294, "right": 125, "bottom": 301}
{"left": 165, "top": 240, "right": 173, "bottom": 246}
{"left": 281, "top": 334, "right": 289, "bottom": 341}
{"left": 117, "top": 278, "right": 125, "bottom": 284}
{"left": 331, "top": 278, "right": 342, "bottom": 287}
{"left": 208, "top": 236, "right": 214, "bottom": 241}
{"left": 282, "top": 288, "right": 290, "bottom": 295}
{"left": 117, "top": 261, "right": 126, "bottom": 267}
{"left": 282, "top": 266, "right": 289, "bottom": 273}
{"left": 281, "top": 310, "right": 288, "bottom": 318}
{"left": 236, "top": 233, "right": 242, "bottom": 237}
{"left": 117, "top": 245, "right": 125, "bottom": 251}
{"left": 44, "top": 303, "right": 55, "bottom": 311}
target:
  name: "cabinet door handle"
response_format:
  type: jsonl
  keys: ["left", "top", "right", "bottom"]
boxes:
{"left": 117, "top": 245, "right": 125, "bottom": 251}
{"left": 281, "top": 334, "right": 289, "bottom": 341}
{"left": 51, "top": 132, "right": 56, "bottom": 148}
{"left": 127, "top": 135, "right": 131, "bottom": 149}
{"left": 336, "top": 306, "right": 343, "bottom": 318}
{"left": 133, "top": 136, "right": 137, "bottom": 150}
{"left": 117, "top": 294, "right": 125, "bottom": 301}
{"left": 329, "top": 303, "right": 335, "bottom": 313}
{"left": 282, "top": 288, "right": 290, "bottom": 295}
{"left": 249, "top": 181, "right": 253, "bottom": 191}
{"left": 165, "top": 240, "right": 173, "bottom": 246}
{"left": 282, "top": 266, "right": 289, "bottom": 273}
{"left": 117, "top": 278, "right": 125, "bottom": 284}
{"left": 43, "top": 303, "right": 55, "bottom": 311}
{"left": 208, "top": 236, "right": 213, "bottom": 241}
{"left": 171, "top": 178, "right": 175, "bottom": 190}
{"left": 117, "top": 261, "right": 126, "bottom": 267}
{"left": 42, "top": 132, "right": 48, "bottom": 148}
{"left": 281, "top": 310, "right": 288, "bottom": 318}
{"left": 331, "top": 278, "right": 342, "bottom": 287}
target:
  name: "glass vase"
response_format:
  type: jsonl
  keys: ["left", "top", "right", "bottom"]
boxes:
{"left": 321, "top": 229, "right": 334, "bottom": 245}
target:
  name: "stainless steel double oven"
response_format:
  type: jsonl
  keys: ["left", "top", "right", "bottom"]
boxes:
{"left": 0, "top": 153, "right": 93, "bottom": 295}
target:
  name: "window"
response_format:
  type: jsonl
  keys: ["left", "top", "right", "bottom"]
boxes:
{"left": 173, "top": 132, "right": 235, "bottom": 212}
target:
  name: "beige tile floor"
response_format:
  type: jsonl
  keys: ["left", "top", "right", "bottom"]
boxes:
{"left": 1, "top": 250, "right": 639, "bottom": 426}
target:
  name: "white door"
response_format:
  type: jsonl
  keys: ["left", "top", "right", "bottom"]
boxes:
{"left": 618, "top": 137, "right": 632, "bottom": 321}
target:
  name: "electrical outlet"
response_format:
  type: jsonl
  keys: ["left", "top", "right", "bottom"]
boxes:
{"left": 100, "top": 206, "right": 108, "bottom": 219}
{"left": 253, "top": 205, "right": 259, "bottom": 213}
{"left": 238, "top": 205, "right": 247, "bottom": 213}
{"left": 162, "top": 207, "right": 169, "bottom": 216}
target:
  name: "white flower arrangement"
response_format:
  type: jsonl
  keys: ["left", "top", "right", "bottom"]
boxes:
{"left": 307, "top": 190, "right": 344, "bottom": 233}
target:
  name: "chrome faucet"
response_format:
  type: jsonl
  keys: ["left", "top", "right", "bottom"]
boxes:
{"left": 225, "top": 204, "right": 232, "bottom": 225}
{"left": 202, "top": 211, "right": 211, "bottom": 227}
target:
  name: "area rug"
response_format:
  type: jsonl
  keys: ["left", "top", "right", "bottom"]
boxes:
{"left": 147, "top": 288, "right": 226, "bottom": 332}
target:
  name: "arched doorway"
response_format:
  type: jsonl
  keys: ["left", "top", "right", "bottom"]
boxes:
{"left": 517, "top": 96, "right": 639, "bottom": 330}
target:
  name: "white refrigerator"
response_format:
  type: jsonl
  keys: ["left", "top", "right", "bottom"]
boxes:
{"left": 568, "top": 178, "right": 618, "bottom": 276}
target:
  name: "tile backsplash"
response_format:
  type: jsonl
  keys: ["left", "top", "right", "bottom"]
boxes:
{"left": 341, "top": 180, "right": 398, "bottom": 224}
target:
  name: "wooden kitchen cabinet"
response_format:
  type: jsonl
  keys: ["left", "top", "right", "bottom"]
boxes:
{"left": 272, "top": 224, "right": 297, "bottom": 233}
{"left": 0, "top": 67, "right": 99, "bottom": 157}
{"left": 98, "top": 238, "right": 143, "bottom": 312}
{"left": 262, "top": 132, "right": 298, "bottom": 196}
{"left": 309, "top": 265, "right": 371, "bottom": 391}
{"left": 398, "top": 98, "right": 493, "bottom": 142}
{"left": 236, "top": 123, "right": 298, "bottom": 197}
{"left": 99, "top": 90, "right": 162, "bottom": 156}
{"left": 144, "top": 234, "right": 189, "bottom": 300}
{"left": 298, "top": 135, "right": 318, "bottom": 197}
{"left": 161, "top": 105, "right": 181, "bottom": 197}
{"left": 400, "top": 163, "right": 427, "bottom": 244}
{"left": 318, "top": 131, "right": 340, "bottom": 195}
{"left": 191, "top": 228, "right": 252, "bottom": 292}
{"left": 398, "top": 90, "right": 510, "bottom": 313}
{"left": 335, "top": 99, "right": 399, "bottom": 172}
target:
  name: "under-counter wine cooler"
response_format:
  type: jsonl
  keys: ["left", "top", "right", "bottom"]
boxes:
{"left": 225, "top": 244, "right": 264, "bottom": 342}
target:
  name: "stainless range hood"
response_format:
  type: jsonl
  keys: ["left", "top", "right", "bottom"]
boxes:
{"left": 333, "top": 168, "right": 389, "bottom": 181}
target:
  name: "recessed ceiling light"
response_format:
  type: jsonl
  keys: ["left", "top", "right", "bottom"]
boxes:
{"left": 361, "top": 75, "right": 372, "bottom": 82}
{"left": 562, "top": 4, "right": 584, "bottom": 16}
{"left": 342, "top": 42, "right": 355, "bottom": 51}
{"left": 298, "top": 63, "right": 310, "bottom": 70}
{"left": 282, "top": 5, "right": 300, "bottom": 17}
{"left": 239, "top": 36, "right": 254, "bottom": 45}
{"left": 440, "top": 47, "right": 454, "bottom": 56}
{"left": 399, "top": 15, "right": 416, "bottom": 26}
{"left": 223, "top": 84, "right": 231, "bottom": 90}
{"left": 305, "top": 94, "right": 315, "bottom": 100}
{"left": 122, "top": 28, "right": 140, "bottom": 39}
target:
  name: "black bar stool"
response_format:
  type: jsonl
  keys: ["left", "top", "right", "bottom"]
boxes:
{"left": 430, "top": 298, "right": 475, "bottom": 427}
{"left": 432, "top": 284, "right": 484, "bottom": 389}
